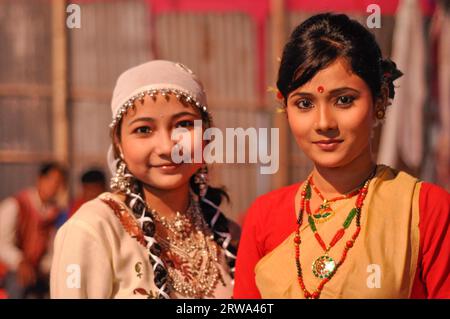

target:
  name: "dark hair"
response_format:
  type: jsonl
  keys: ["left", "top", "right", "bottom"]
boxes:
{"left": 81, "top": 168, "right": 106, "bottom": 185}
{"left": 189, "top": 175, "right": 237, "bottom": 267}
{"left": 277, "top": 13, "right": 403, "bottom": 102}
{"left": 39, "top": 162, "right": 66, "bottom": 178}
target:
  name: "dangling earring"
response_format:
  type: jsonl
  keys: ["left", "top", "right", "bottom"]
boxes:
{"left": 110, "top": 160, "right": 132, "bottom": 194}
{"left": 376, "top": 107, "right": 386, "bottom": 120}
{"left": 194, "top": 166, "right": 209, "bottom": 198}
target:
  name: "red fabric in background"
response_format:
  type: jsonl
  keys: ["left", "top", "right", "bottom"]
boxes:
{"left": 148, "top": 0, "right": 434, "bottom": 101}
{"left": 149, "top": 0, "right": 435, "bottom": 16}
{"left": 72, "top": 0, "right": 435, "bottom": 100}
{"left": 0, "top": 289, "right": 8, "bottom": 299}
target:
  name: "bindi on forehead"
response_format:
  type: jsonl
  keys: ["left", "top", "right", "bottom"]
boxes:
{"left": 317, "top": 86, "right": 325, "bottom": 93}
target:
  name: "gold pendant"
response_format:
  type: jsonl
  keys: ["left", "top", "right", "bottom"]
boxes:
{"left": 313, "top": 200, "right": 335, "bottom": 223}
{"left": 312, "top": 255, "right": 336, "bottom": 279}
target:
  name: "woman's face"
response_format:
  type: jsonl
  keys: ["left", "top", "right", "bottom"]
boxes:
{"left": 118, "top": 94, "right": 204, "bottom": 191}
{"left": 286, "top": 58, "right": 376, "bottom": 168}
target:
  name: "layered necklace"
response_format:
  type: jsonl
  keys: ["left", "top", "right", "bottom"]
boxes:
{"left": 294, "top": 167, "right": 377, "bottom": 299}
{"left": 150, "top": 197, "right": 225, "bottom": 298}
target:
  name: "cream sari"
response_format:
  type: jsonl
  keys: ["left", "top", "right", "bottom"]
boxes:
{"left": 254, "top": 165, "right": 421, "bottom": 298}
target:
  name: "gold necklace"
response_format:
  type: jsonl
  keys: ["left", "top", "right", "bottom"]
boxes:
{"left": 150, "top": 199, "right": 225, "bottom": 298}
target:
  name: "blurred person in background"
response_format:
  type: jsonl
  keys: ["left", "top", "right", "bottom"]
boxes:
{"left": 68, "top": 168, "right": 107, "bottom": 218}
{"left": 0, "top": 162, "right": 66, "bottom": 298}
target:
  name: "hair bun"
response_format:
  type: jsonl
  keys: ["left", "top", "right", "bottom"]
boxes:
{"left": 381, "top": 58, "right": 403, "bottom": 99}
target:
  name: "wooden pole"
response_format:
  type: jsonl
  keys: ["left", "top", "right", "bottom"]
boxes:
{"left": 51, "top": 0, "right": 68, "bottom": 164}
{"left": 270, "top": 0, "right": 289, "bottom": 189}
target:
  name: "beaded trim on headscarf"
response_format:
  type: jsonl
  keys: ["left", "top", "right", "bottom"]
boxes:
{"left": 109, "top": 88, "right": 211, "bottom": 129}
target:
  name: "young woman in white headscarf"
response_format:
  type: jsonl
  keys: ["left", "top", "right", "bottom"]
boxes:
{"left": 50, "top": 60, "right": 236, "bottom": 299}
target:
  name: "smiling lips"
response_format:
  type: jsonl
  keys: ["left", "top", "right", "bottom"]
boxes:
{"left": 313, "top": 139, "right": 344, "bottom": 151}
{"left": 151, "top": 163, "right": 181, "bottom": 171}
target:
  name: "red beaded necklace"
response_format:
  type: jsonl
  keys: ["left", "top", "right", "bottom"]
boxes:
{"left": 309, "top": 178, "right": 360, "bottom": 223}
{"left": 294, "top": 169, "right": 376, "bottom": 299}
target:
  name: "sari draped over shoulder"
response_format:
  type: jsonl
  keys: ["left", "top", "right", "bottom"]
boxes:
{"left": 254, "top": 165, "right": 421, "bottom": 298}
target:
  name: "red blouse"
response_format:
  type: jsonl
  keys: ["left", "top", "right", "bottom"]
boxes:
{"left": 234, "top": 182, "right": 450, "bottom": 299}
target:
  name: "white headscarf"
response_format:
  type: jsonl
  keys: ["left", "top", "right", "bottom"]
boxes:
{"left": 107, "top": 60, "right": 210, "bottom": 175}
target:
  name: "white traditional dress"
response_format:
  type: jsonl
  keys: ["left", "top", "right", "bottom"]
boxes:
{"left": 50, "top": 192, "right": 233, "bottom": 299}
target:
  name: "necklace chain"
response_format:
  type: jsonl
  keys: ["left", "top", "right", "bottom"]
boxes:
{"left": 294, "top": 166, "right": 377, "bottom": 299}
{"left": 149, "top": 198, "right": 225, "bottom": 298}
{"left": 309, "top": 176, "right": 367, "bottom": 223}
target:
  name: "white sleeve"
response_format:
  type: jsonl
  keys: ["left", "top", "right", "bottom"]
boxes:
{"left": 39, "top": 227, "right": 56, "bottom": 275}
{"left": 50, "top": 219, "right": 114, "bottom": 299}
{"left": 0, "top": 197, "right": 24, "bottom": 270}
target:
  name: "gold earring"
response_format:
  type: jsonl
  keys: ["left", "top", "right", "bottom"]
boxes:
{"left": 194, "top": 166, "right": 209, "bottom": 198}
{"left": 376, "top": 107, "right": 385, "bottom": 120}
{"left": 276, "top": 107, "right": 286, "bottom": 114}
{"left": 110, "top": 160, "right": 132, "bottom": 194}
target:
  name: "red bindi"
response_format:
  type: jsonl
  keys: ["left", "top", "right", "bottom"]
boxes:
{"left": 317, "top": 86, "right": 324, "bottom": 93}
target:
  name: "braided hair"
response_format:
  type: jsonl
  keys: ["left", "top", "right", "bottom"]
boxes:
{"left": 189, "top": 176, "right": 237, "bottom": 275}
{"left": 111, "top": 97, "right": 236, "bottom": 299}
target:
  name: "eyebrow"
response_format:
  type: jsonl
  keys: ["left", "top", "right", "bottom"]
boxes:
{"left": 128, "top": 117, "right": 154, "bottom": 127}
{"left": 290, "top": 87, "right": 360, "bottom": 98}
{"left": 172, "top": 111, "right": 201, "bottom": 120}
{"left": 127, "top": 111, "right": 200, "bottom": 127}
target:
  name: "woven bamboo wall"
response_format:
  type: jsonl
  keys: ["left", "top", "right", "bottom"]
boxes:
{"left": 0, "top": 0, "right": 397, "bottom": 221}
{"left": 0, "top": 0, "right": 53, "bottom": 199}
{"left": 68, "top": 0, "right": 151, "bottom": 196}
{"left": 155, "top": 12, "right": 271, "bottom": 218}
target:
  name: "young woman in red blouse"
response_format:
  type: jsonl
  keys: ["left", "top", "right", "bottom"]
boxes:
{"left": 234, "top": 13, "right": 449, "bottom": 299}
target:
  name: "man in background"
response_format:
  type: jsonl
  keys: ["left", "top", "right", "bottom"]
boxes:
{"left": 68, "top": 168, "right": 107, "bottom": 218}
{"left": 0, "top": 162, "right": 66, "bottom": 298}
